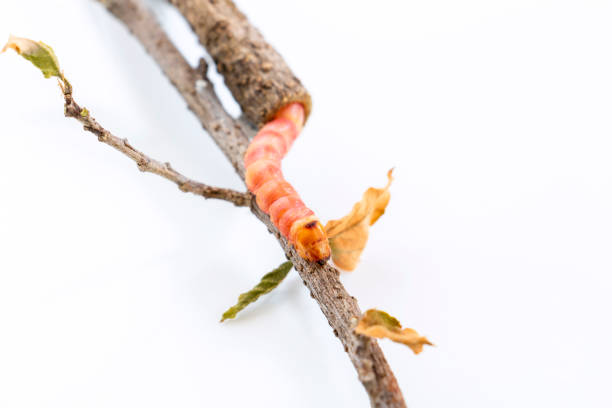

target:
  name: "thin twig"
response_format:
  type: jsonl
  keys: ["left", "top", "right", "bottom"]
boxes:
{"left": 60, "top": 79, "right": 250, "bottom": 207}
{"left": 95, "top": 1, "right": 406, "bottom": 406}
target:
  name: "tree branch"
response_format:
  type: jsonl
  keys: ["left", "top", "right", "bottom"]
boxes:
{"left": 95, "top": 0, "right": 406, "bottom": 406}
{"left": 61, "top": 79, "right": 250, "bottom": 207}
{"left": 168, "top": 0, "right": 312, "bottom": 127}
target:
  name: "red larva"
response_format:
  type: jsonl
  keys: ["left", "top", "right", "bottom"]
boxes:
{"left": 244, "top": 103, "right": 330, "bottom": 263}
{"left": 255, "top": 180, "right": 296, "bottom": 212}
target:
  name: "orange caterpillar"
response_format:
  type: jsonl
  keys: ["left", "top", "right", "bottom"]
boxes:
{"left": 244, "top": 103, "right": 330, "bottom": 263}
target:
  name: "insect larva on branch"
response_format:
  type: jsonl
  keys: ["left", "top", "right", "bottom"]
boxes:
{"left": 244, "top": 103, "right": 330, "bottom": 263}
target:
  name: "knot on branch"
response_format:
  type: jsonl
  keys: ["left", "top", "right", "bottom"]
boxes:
{"left": 178, "top": 180, "right": 196, "bottom": 193}
{"left": 197, "top": 57, "right": 208, "bottom": 78}
{"left": 136, "top": 158, "right": 150, "bottom": 171}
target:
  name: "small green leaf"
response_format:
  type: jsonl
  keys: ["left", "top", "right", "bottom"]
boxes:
{"left": 221, "top": 261, "right": 293, "bottom": 322}
{"left": 2, "top": 35, "right": 61, "bottom": 78}
{"left": 80, "top": 108, "right": 89, "bottom": 117}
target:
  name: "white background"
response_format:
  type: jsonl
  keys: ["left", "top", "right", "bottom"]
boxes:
{"left": 0, "top": 0, "right": 610, "bottom": 406}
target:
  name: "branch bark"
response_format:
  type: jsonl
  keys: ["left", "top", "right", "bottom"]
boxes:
{"left": 169, "top": 0, "right": 312, "bottom": 127}
{"left": 96, "top": 0, "right": 406, "bottom": 406}
{"left": 60, "top": 79, "right": 250, "bottom": 207}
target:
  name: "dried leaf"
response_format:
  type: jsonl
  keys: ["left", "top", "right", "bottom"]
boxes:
{"left": 355, "top": 309, "right": 433, "bottom": 354}
{"left": 2, "top": 35, "right": 61, "bottom": 78}
{"left": 221, "top": 261, "right": 293, "bottom": 322}
{"left": 324, "top": 169, "right": 393, "bottom": 271}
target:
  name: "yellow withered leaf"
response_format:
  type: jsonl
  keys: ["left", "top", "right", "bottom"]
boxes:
{"left": 355, "top": 309, "right": 433, "bottom": 354}
{"left": 2, "top": 35, "right": 61, "bottom": 79}
{"left": 324, "top": 169, "right": 393, "bottom": 271}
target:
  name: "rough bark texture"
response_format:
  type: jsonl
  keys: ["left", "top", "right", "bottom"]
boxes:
{"left": 169, "top": 0, "right": 312, "bottom": 127}
{"left": 100, "top": 0, "right": 249, "bottom": 177}
{"left": 96, "top": 1, "right": 406, "bottom": 406}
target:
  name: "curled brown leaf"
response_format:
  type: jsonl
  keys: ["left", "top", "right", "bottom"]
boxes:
{"left": 355, "top": 309, "right": 433, "bottom": 354}
{"left": 324, "top": 169, "right": 393, "bottom": 271}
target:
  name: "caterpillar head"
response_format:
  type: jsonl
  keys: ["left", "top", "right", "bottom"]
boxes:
{"left": 290, "top": 217, "right": 331, "bottom": 264}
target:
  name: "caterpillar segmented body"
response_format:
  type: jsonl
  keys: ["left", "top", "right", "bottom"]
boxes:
{"left": 245, "top": 103, "right": 331, "bottom": 263}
